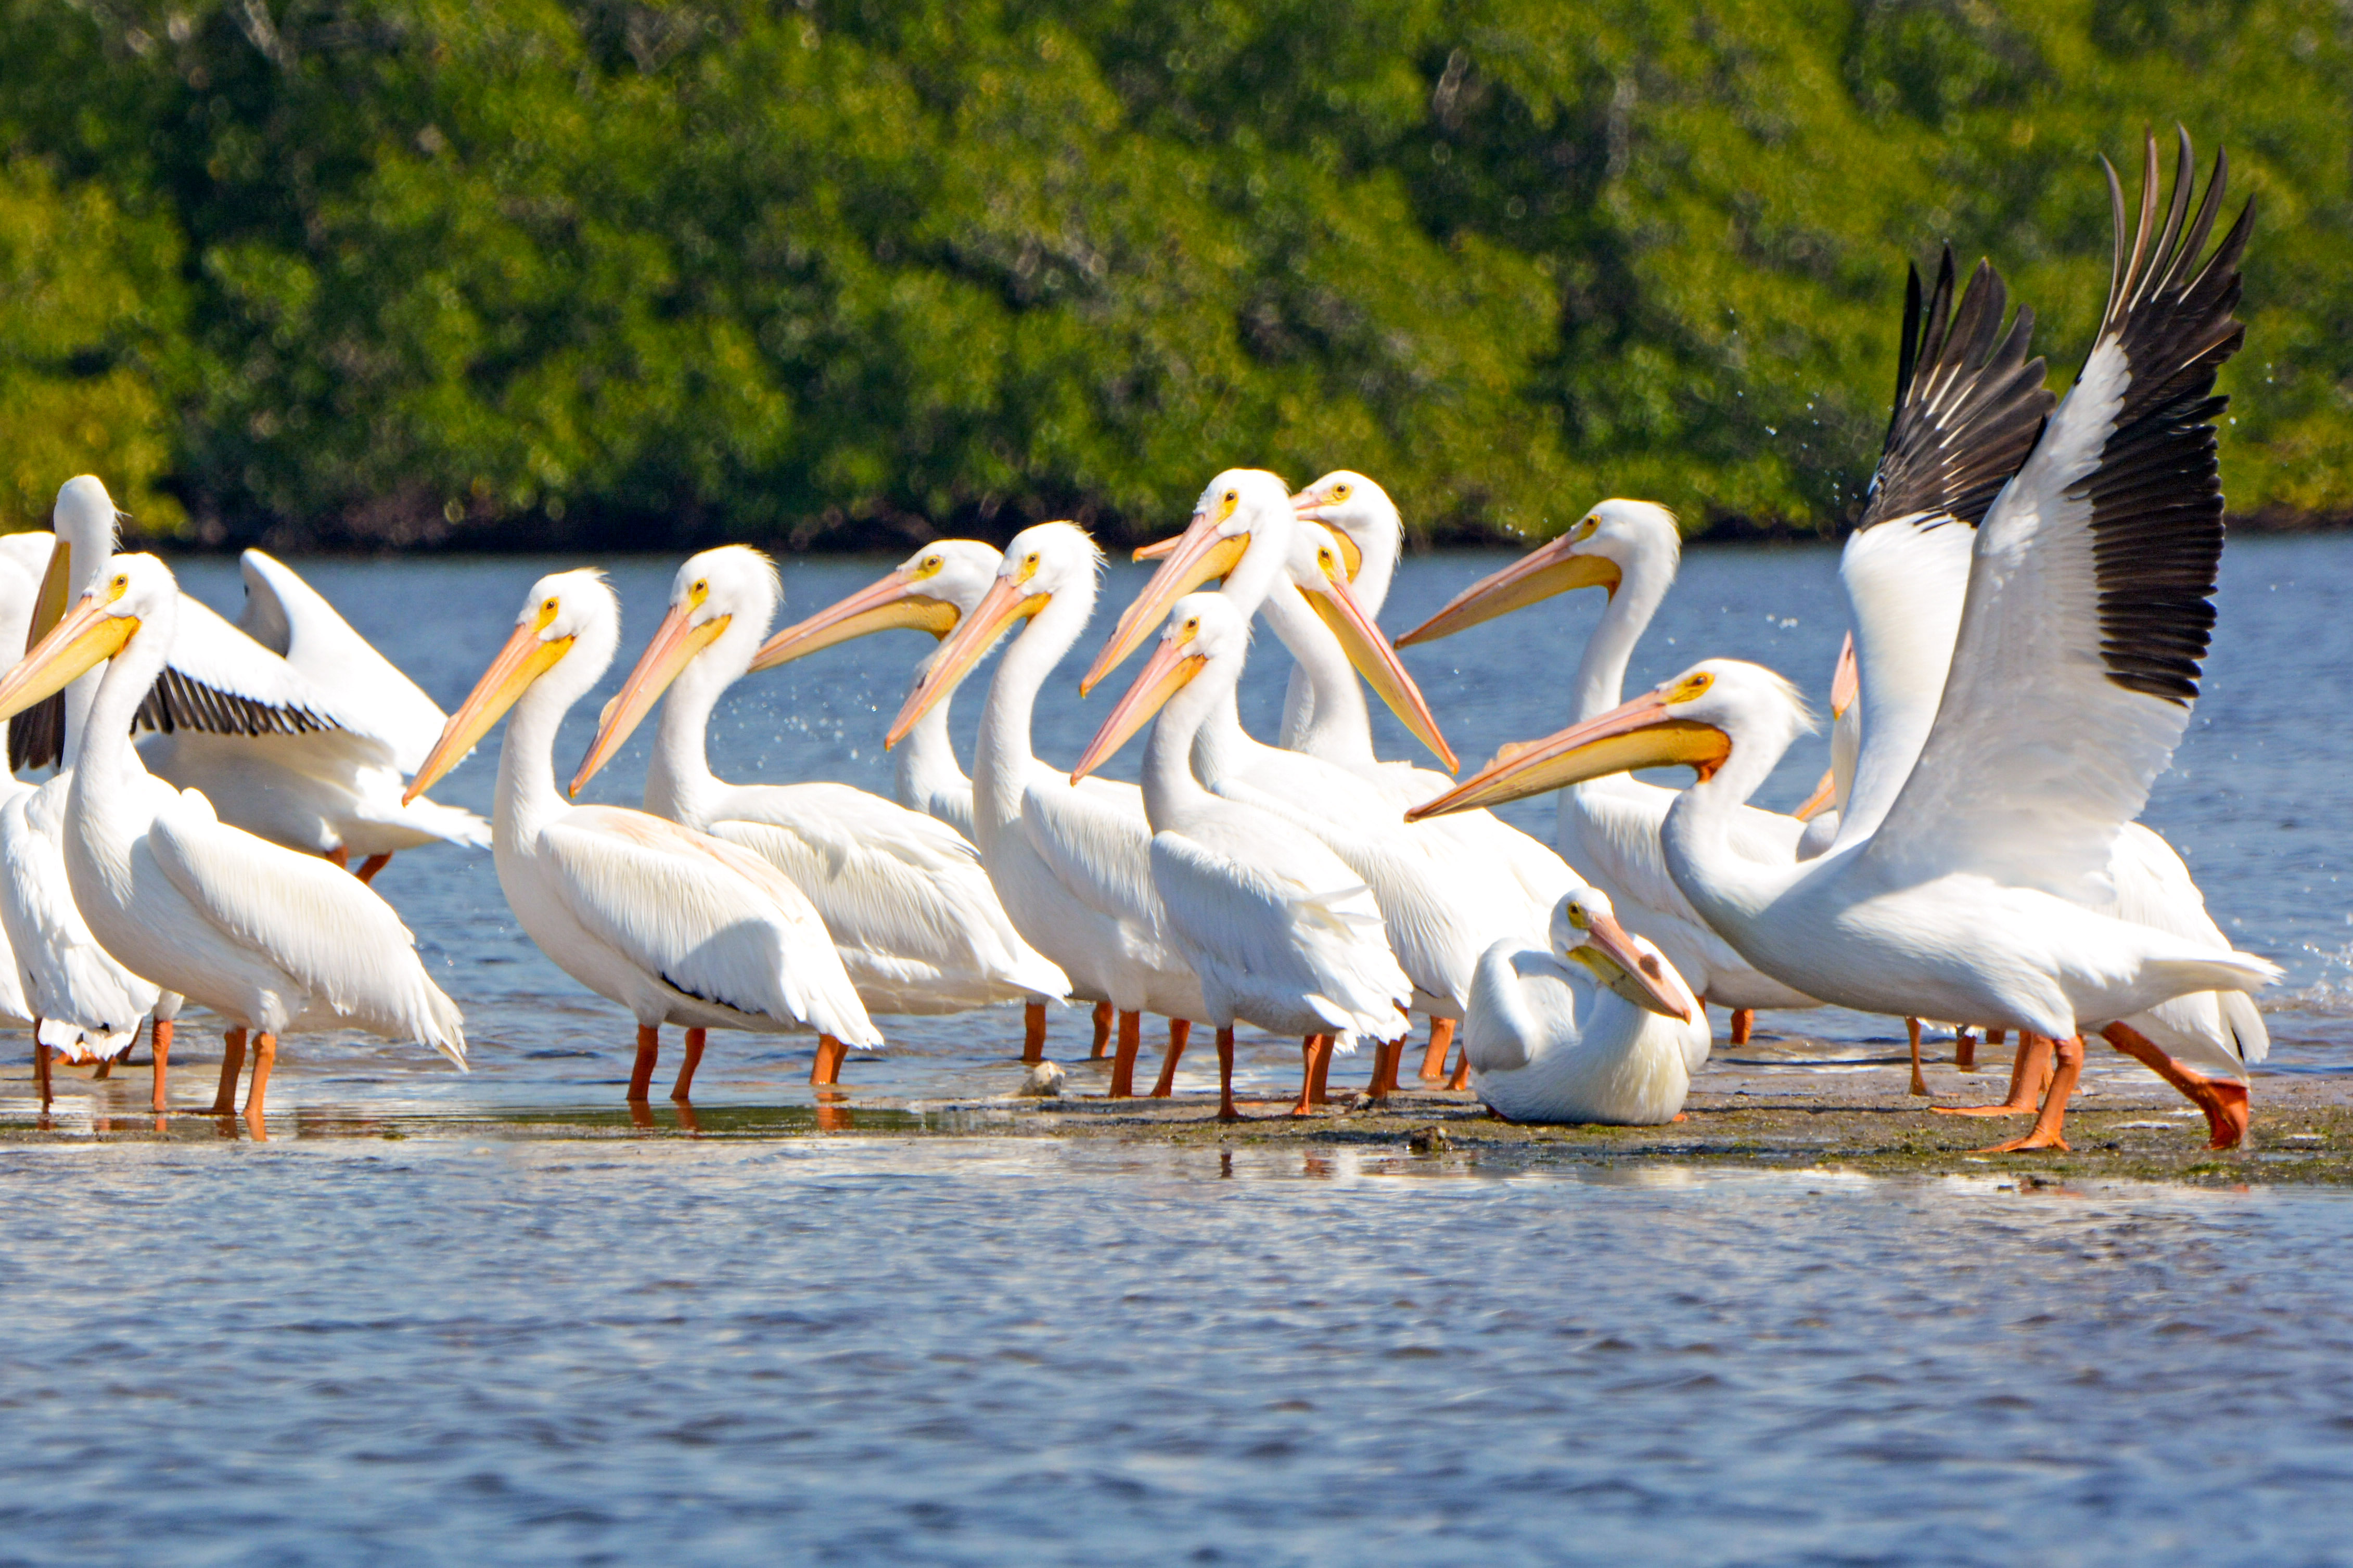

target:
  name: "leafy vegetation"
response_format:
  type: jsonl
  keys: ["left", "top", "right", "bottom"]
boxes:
{"left": 0, "top": 0, "right": 2346, "bottom": 548}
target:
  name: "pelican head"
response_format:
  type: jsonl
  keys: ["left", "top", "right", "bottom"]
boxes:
{"left": 405, "top": 570, "right": 618, "bottom": 802}
{"left": 570, "top": 547, "right": 778, "bottom": 796}
{"left": 28, "top": 474, "right": 134, "bottom": 647}
{"left": 1083, "top": 468, "right": 1290, "bottom": 692}
{"left": 1290, "top": 470, "right": 1394, "bottom": 582}
{"left": 0, "top": 552, "right": 172, "bottom": 722}
{"left": 1552, "top": 887, "right": 1700, "bottom": 1022}
{"left": 1286, "top": 521, "right": 1457, "bottom": 772}
{"left": 1399, "top": 498, "right": 1678, "bottom": 646}
{"left": 886, "top": 522, "right": 1102, "bottom": 749}
{"left": 1408, "top": 659, "right": 1813, "bottom": 820}
{"left": 1070, "top": 592, "right": 1246, "bottom": 782}
{"left": 748, "top": 539, "right": 1003, "bottom": 673}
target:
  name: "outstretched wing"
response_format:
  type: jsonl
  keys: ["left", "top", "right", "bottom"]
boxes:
{"left": 236, "top": 549, "right": 450, "bottom": 770}
{"left": 1865, "top": 130, "right": 2252, "bottom": 902}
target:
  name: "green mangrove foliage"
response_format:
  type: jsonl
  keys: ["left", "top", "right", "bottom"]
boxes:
{"left": 0, "top": 0, "right": 2346, "bottom": 547}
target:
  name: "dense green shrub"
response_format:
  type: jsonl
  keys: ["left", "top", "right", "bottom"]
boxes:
{"left": 0, "top": 0, "right": 2345, "bottom": 546}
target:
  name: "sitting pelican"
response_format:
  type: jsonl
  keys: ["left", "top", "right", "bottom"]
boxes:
{"left": 570, "top": 546, "right": 1069, "bottom": 1027}
{"left": 405, "top": 570, "right": 879, "bottom": 1098}
{"left": 1073, "top": 593, "right": 1411, "bottom": 1116}
{"left": 1463, "top": 887, "right": 1707, "bottom": 1125}
{"left": 1413, "top": 133, "right": 2276, "bottom": 1152}
{"left": 0, "top": 555, "right": 466, "bottom": 1128}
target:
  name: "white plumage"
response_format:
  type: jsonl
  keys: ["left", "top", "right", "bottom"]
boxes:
{"left": 572, "top": 545, "right": 1068, "bottom": 1016}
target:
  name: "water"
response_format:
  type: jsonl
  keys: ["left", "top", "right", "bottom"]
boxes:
{"left": 4, "top": 536, "right": 2351, "bottom": 1560}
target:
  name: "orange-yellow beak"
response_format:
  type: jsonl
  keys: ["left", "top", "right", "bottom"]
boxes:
{"left": 1289, "top": 495, "right": 1365, "bottom": 576}
{"left": 885, "top": 572, "right": 1044, "bottom": 750}
{"left": 1793, "top": 769, "right": 1838, "bottom": 822}
{"left": 569, "top": 602, "right": 731, "bottom": 797}
{"left": 1298, "top": 565, "right": 1457, "bottom": 773}
{"left": 1830, "top": 631, "right": 1858, "bottom": 718}
{"left": 405, "top": 612, "right": 574, "bottom": 802}
{"left": 1082, "top": 512, "right": 1247, "bottom": 692}
{"left": 1397, "top": 535, "right": 1620, "bottom": 647}
{"left": 1069, "top": 632, "right": 1206, "bottom": 783}
{"left": 0, "top": 588, "right": 137, "bottom": 722}
{"left": 1131, "top": 537, "right": 1176, "bottom": 562}
{"left": 1405, "top": 690, "right": 1730, "bottom": 821}
{"left": 748, "top": 568, "right": 960, "bottom": 672}
{"left": 1570, "top": 911, "right": 1700, "bottom": 1023}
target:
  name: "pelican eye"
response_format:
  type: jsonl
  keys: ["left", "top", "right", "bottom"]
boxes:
{"left": 1332, "top": 483, "right": 1351, "bottom": 500}
{"left": 110, "top": 573, "right": 129, "bottom": 595}
{"left": 916, "top": 555, "right": 942, "bottom": 575}
{"left": 1666, "top": 671, "right": 1714, "bottom": 703}
{"left": 1571, "top": 517, "right": 1598, "bottom": 543}
{"left": 543, "top": 598, "right": 558, "bottom": 613}
{"left": 1566, "top": 902, "right": 1591, "bottom": 930}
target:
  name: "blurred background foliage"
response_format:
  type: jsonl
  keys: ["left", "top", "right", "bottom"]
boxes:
{"left": 0, "top": 0, "right": 2345, "bottom": 549}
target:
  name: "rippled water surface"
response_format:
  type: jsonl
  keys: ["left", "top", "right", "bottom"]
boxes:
{"left": 3, "top": 537, "right": 2350, "bottom": 1560}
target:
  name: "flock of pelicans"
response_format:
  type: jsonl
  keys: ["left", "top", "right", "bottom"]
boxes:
{"left": 0, "top": 133, "right": 2286, "bottom": 1155}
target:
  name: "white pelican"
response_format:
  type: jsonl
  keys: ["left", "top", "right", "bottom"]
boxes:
{"left": 14, "top": 478, "right": 485, "bottom": 879}
{"left": 1097, "top": 469, "right": 1578, "bottom": 1094}
{"left": 1824, "top": 248, "right": 2269, "bottom": 1118}
{"left": 0, "top": 555, "right": 466, "bottom": 1127}
{"left": 885, "top": 524, "right": 1207, "bottom": 1098}
{"left": 1396, "top": 496, "right": 1821, "bottom": 1041}
{"left": 404, "top": 570, "right": 878, "bottom": 1097}
{"left": 745, "top": 542, "right": 1114, "bottom": 1060}
{"left": 569, "top": 546, "right": 1069, "bottom": 1029}
{"left": 1072, "top": 592, "right": 1411, "bottom": 1116}
{"left": 1413, "top": 135, "right": 2277, "bottom": 1153}
{"left": 1463, "top": 887, "right": 1707, "bottom": 1125}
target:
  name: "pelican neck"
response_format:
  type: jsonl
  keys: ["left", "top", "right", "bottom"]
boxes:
{"left": 66, "top": 596, "right": 173, "bottom": 860}
{"left": 1655, "top": 716, "right": 1806, "bottom": 936}
{"left": 971, "top": 581, "right": 1093, "bottom": 849}
{"left": 1260, "top": 585, "right": 1377, "bottom": 772}
{"left": 1140, "top": 652, "right": 1232, "bottom": 832}
{"left": 644, "top": 616, "right": 767, "bottom": 827}
{"left": 496, "top": 636, "right": 612, "bottom": 846}
{"left": 1568, "top": 548, "right": 1674, "bottom": 723}
{"left": 895, "top": 641, "right": 970, "bottom": 816}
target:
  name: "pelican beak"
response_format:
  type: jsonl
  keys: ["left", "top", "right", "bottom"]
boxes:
{"left": 1830, "top": 631, "right": 1858, "bottom": 718}
{"left": 886, "top": 572, "right": 1044, "bottom": 749}
{"left": 1070, "top": 633, "right": 1205, "bottom": 783}
{"left": 1299, "top": 568, "right": 1457, "bottom": 772}
{"left": 1405, "top": 690, "right": 1730, "bottom": 821}
{"left": 406, "top": 612, "right": 575, "bottom": 802}
{"left": 1793, "top": 768, "right": 1838, "bottom": 822}
{"left": 1131, "top": 537, "right": 1176, "bottom": 562}
{"left": 27, "top": 538, "right": 71, "bottom": 653}
{"left": 569, "top": 602, "right": 731, "bottom": 797}
{"left": 0, "top": 589, "right": 137, "bottom": 721}
{"left": 1397, "top": 536, "right": 1619, "bottom": 646}
{"left": 748, "top": 569, "right": 959, "bottom": 672}
{"left": 1570, "top": 912, "right": 1700, "bottom": 1022}
{"left": 1082, "top": 511, "right": 1246, "bottom": 692}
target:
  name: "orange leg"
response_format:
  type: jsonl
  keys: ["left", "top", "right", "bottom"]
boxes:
{"left": 1022, "top": 1001, "right": 1047, "bottom": 1065}
{"left": 1987, "top": 1028, "right": 2007, "bottom": 1048}
{"left": 1730, "top": 1008, "right": 1754, "bottom": 1046}
{"left": 1091, "top": 1003, "right": 1117, "bottom": 1060}
{"left": 1935, "top": 1031, "right": 2050, "bottom": 1118}
{"left": 1291, "top": 1036, "right": 1331, "bottom": 1116}
{"left": 244, "top": 1032, "right": 277, "bottom": 1131}
{"left": 33, "top": 1036, "right": 52, "bottom": 1111}
{"left": 1447, "top": 1036, "right": 1471, "bottom": 1091}
{"left": 1217, "top": 1026, "right": 1238, "bottom": 1121}
{"left": 1109, "top": 1011, "right": 1142, "bottom": 1099}
{"left": 1308, "top": 1036, "right": 1335, "bottom": 1107}
{"left": 1369, "top": 1037, "right": 1402, "bottom": 1100}
{"left": 1150, "top": 1020, "right": 1191, "bottom": 1098}
{"left": 355, "top": 853, "right": 392, "bottom": 884}
{"left": 209, "top": 1029, "right": 249, "bottom": 1116}
{"left": 325, "top": 846, "right": 350, "bottom": 870}
{"left": 628, "top": 1025, "right": 659, "bottom": 1101}
{"left": 670, "top": 1027, "right": 707, "bottom": 1101}
{"left": 1906, "top": 1017, "right": 1928, "bottom": 1097}
{"left": 1975, "top": 1034, "right": 2085, "bottom": 1153}
{"left": 810, "top": 1034, "right": 849, "bottom": 1086}
{"left": 1418, "top": 1017, "right": 1456, "bottom": 1081}
{"left": 93, "top": 1055, "right": 112, "bottom": 1081}
{"left": 150, "top": 1018, "right": 173, "bottom": 1113}
{"left": 1954, "top": 1027, "right": 1977, "bottom": 1071}
{"left": 2101, "top": 1021, "right": 2252, "bottom": 1151}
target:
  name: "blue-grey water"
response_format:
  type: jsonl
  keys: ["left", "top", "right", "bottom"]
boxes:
{"left": 4, "top": 535, "right": 2350, "bottom": 1562}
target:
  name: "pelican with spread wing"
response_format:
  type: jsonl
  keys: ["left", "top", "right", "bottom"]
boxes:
{"left": 0, "top": 555, "right": 466, "bottom": 1128}
{"left": 1413, "top": 132, "right": 2278, "bottom": 1153}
